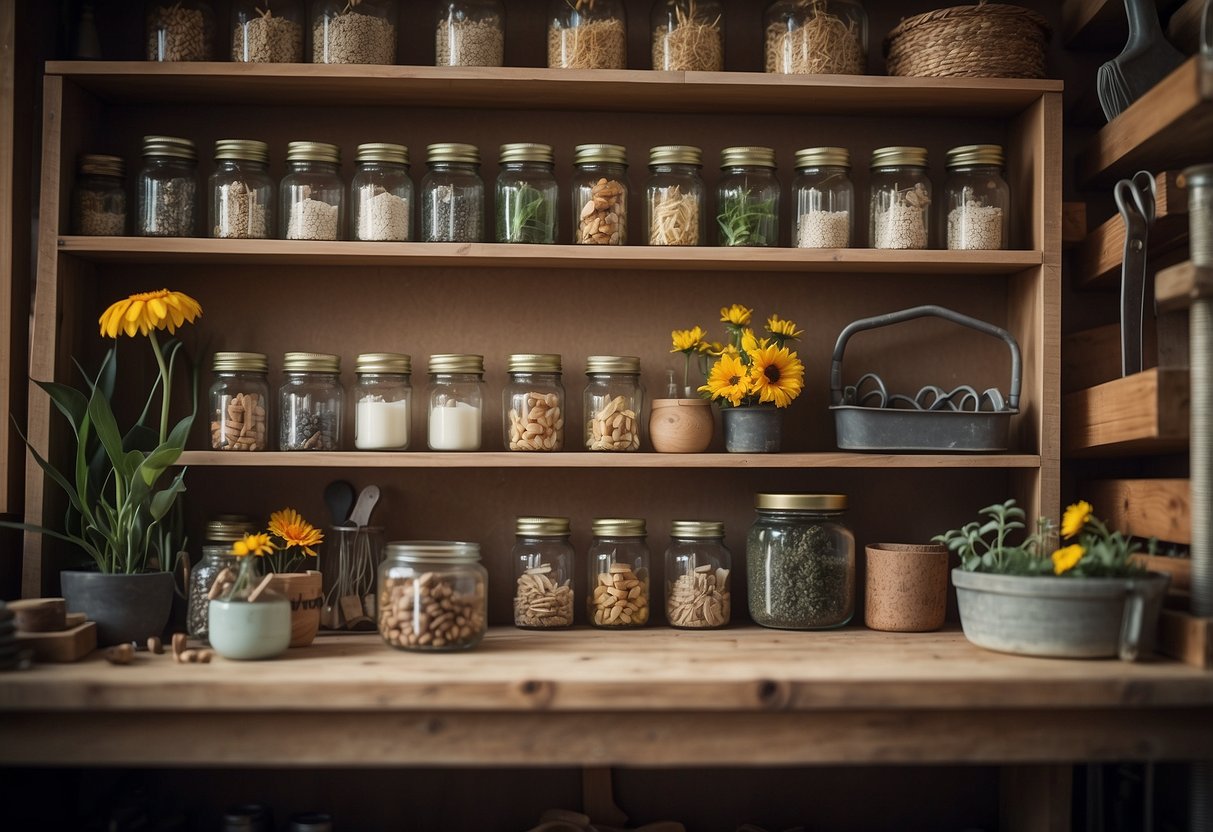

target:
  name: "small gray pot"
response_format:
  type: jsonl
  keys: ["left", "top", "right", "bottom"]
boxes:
{"left": 60, "top": 570, "right": 175, "bottom": 647}
{"left": 722, "top": 406, "right": 782, "bottom": 453}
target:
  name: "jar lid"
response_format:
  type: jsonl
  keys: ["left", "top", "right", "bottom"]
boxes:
{"left": 356, "top": 352, "right": 411, "bottom": 375}
{"left": 282, "top": 352, "right": 341, "bottom": 374}
{"left": 585, "top": 355, "right": 640, "bottom": 375}
{"left": 1181, "top": 164, "right": 1213, "bottom": 188}
{"left": 649, "top": 145, "right": 702, "bottom": 167}
{"left": 499, "top": 143, "right": 555, "bottom": 165}
{"left": 516, "top": 516, "right": 571, "bottom": 537}
{"left": 946, "top": 144, "right": 1004, "bottom": 169}
{"left": 79, "top": 154, "right": 125, "bottom": 177}
{"left": 356, "top": 142, "right": 409, "bottom": 166}
{"left": 286, "top": 141, "right": 341, "bottom": 164}
{"left": 141, "top": 136, "right": 197, "bottom": 161}
{"left": 573, "top": 144, "right": 628, "bottom": 166}
{"left": 429, "top": 353, "right": 485, "bottom": 375}
{"left": 670, "top": 520, "right": 724, "bottom": 539}
{"left": 870, "top": 146, "right": 928, "bottom": 169}
{"left": 212, "top": 351, "right": 269, "bottom": 373}
{"left": 427, "top": 142, "right": 481, "bottom": 165}
{"left": 794, "top": 146, "right": 850, "bottom": 170}
{"left": 508, "top": 353, "right": 562, "bottom": 374}
{"left": 592, "top": 518, "right": 646, "bottom": 537}
{"left": 755, "top": 493, "right": 848, "bottom": 511}
{"left": 385, "top": 540, "right": 481, "bottom": 563}
{"left": 721, "top": 146, "right": 776, "bottom": 169}
{"left": 206, "top": 515, "right": 255, "bottom": 543}
{"left": 214, "top": 139, "right": 270, "bottom": 164}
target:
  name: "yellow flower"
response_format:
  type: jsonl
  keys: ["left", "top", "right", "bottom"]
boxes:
{"left": 1051, "top": 544, "right": 1085, "bottom": 575}
{"left": 720, "top": 304, "right": 753, "bottom": 327}
{"left": 1061, "top": 500, "right": 1093, "bottom": 539}
{"left": 99, "top": 289, "right": 202, "bottom": 339}
{"left": 699, "top": 353, "right": 752, "bottom": 407}
{"left": 670, "top": 326, "right": 707, "bottom": 354}
{"left": 766, "top": 315, "right": 804, "bottom": 340}
{"left": 747, "top": 344, "right": 805, "bottom": 408}
{"left": 705, "top": 342, "right": 734, "bottom": 357}
{"left": 268, "top": 508, "right": 325, "bottom": 557}
{"left": 232, "top": 533, "right": 274, "bottom": 558}
{"left": 740, "top": 329, "right": 770, "bottom": 354}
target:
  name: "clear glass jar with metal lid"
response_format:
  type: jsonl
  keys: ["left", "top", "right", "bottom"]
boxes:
{"left": 188, "top": 515, "right": 255, "bottom": 638}
{"left": 717, "top": 146, "right": 779, "bottom": 247}
{"left": 665, "top": 520, "right": 731, "bottom": 629}
{"left": 944, "top": 144, "right": 1010, "bottom": 251}
{"left": 747, "top": 493, "right": 855, "bottom": 630}
{"left": 352, "top": 143, "right": 412, "bottom": 242}
{"left": 422, "top": 143, "right": 484, "bottom": 243}
{"left": 646, "top": 145, "right": 705, "bottom": 247}
{"left": 573, "top": 144, "right": 628, "bottom": 246}
{"left": 378, "top": 541, "right": 488, "bottom": 651}
{"left": 436, "top": 0, "right": 505, "bottom": 67}
{"left": 793, "top": 146, "right": 853, "bottom": 249}
{"left": 147, "top": 0, "right": 214, "bottom": 61}
{"left": 763, "top": 0, "right": 867, "bottom": 75}
{"left": 513, "top": 516, "right": 575, "bottom": 629}
{"left": 287, "top": 814, "right": 333, "bottom": 832}
{"left": 354, "top": 353, "right": 411, "bottom": 451}
{"left": 496, "top": 143, "right": 558, "bottom": 245}
{"left": 428, "top": 354, "right": 485, "bottom": 451}
{"left": 651, "top": 0, "right": 724, "bottom": 71}
{"left": 232, "top": 0, "right": 303, "bottom": 62}
{"left": 311, "top": 0, "right": 397, "bottom": 64}
{"left": 279, "top": 352, "right": 343, "bottom": 451}
{"left": 210, "top": 139, "right": 274, "bottom": 240}
{"left": 584, "top": 355, "right": 642, "bottom": 451}
{"left": 870, "top": 146, "right": 931, "bottom": 250}
{"left": 73, "top": 155, "right": 127, "bottom": 236}
{"left": 548, "top": 0, "right": 627, "bottom": 69}
{"left": 136, "top": 136, "right": 198, "bottom": 237}
{"left": 210, "top": 352, "right": 270, "bottom": 452}
{"left": 588, "top": 518, "right": 650, "bottom": 628}
{"left": 281, "top": 141, "right": 344, "bottom": 241}
{"left": 504, "top": 354, "right": 564, "bottom": 452}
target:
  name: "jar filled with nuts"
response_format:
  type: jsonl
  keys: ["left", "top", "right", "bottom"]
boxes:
{"left": 378, "top": 541, "right": 488, "bottom": 651}
{"left": 187, "top": 515, "right": 255, "bottom": 638}
{"left": 210, "top": 352, "right": 270, "bottom": 452}
{"left": 588, "top": 518, "right": 650, "bottom": 628}
{"left": 147, "top": 0, "right": 215, "bottom": 61}
{"left": 870, "top": 146, "right": 931, "bottom": 250}
{"left": 944, "top": 144, "right": 1010, "bottom": 251}
{"left": 573, "top": 144, "right": 628, "bottom": 246}
{"left": 312, "top": 0, "right": 398, "bottom": 64}
{"left": 422, "top": 143, "right": 484, "bottom": 243}
{"left": 764, "top": 0, "right": 867, "bottom": 76}
{"left": 73, "top": 154, "right": 126, "bottom": 236}
{"left": 717, "top": 146, "right": 779, "bottom": 247}
{"left": 793, "top": 146, "right": 853, "bottom": 249}
{"left": 549, "top": 0, "right": 627, "bottom": 69}
{"left": 651, "top": 0, "right": 724, "bottom": 71}
{"left": 136, "top": 136, "right": 198, "bottom": 237}
{"left": 352, "top": 143, "right": 412, "bottom": 242}
{"left": 281, "top": 141, "right": 344, "bottom": 241}
{"left": 232, "top": 0, "right": 304, "bottom": 62}
{"left": 665, "top": 520, "right": 731, "bottom": 629}
{"left": 428, "top": 353, "right": 485, "bottom": 451}
{"left": 512, "top": 516, "right": 575, "bottom": 629}
{"left": 436, "top": 0, "right": 505, "bottom": 67}
{"left": 210, "top": 139, "right": 275, "bottom": 240}
{"left": 354, "top": 352, "right": 411, "bottom": 451}
{"left": 496, "top": 143, "right": 558, "bottom": 245}
{"left": 279, "top": 352, "right": 343, "bottom": 451}
{"left": 584, "top": 355, "right": 642, "bottom": 451}
{"left": 504, "top": 354, "right": 564, "bottom": 452}
{"left": 646, "top": 145, "right": 704, "bottom": 247}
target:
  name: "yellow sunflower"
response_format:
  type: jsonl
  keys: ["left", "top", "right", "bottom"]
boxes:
{"left": 670, "top": 326, "right": 707, "bottom": 354}
{"left": 232, "top": 533, "right": 275, "bottom": 558}
{"left": 700, "top": 353, "right": 752, "bottom": 408}
{"left": 268, "top": 508, "right": 325, "bottom": 557}
{"left": 720, "top": 304, "right": 753, "bottom": 327}
{"left": 740, "top": 329, "right": 771, "bottom": 354}
{"left": 1051, "top": 544, "right": 1085, "bottom": 575}
{"left": 766, "top": 315, "right": 804, "bottom": 340}
{"left": 747, "top": 344, "right": 805, "bottom": 408}
{"left": 99, "top": 289, "right": 203, "bottom": 338}
{"left": 1060, "top": 500, "right": 1093, "bottom": 539}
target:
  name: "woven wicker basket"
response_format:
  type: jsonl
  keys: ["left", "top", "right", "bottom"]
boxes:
{"left": 883, "top": 3, "right": 1051, "bottom": 79}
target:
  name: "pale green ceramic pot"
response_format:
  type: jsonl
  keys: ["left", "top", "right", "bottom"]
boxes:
{"left": 207, "top": 598, "right": 291, "bottom": 660}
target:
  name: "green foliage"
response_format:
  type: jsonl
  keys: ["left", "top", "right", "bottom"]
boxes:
{"left": 932, "top": 500, "right": 1054, "bottom": 576}
{"left": 717, "top": 190, "right": 777, "bottom": 247}
{"left": 499, "top": 184, "right": 555, "bottom": 244}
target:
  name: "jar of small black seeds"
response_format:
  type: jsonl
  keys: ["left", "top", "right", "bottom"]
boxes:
{"left": 421, "top": 143, "right": 484, "bottom": 243}
{"left": 279, "top": 352, "right": 343, "bottom": 451}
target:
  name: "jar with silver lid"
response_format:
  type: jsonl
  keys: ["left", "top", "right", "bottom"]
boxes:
{"left": 587, "top": 518, "right": 650, "bottom": 628}
{"left": 436, "top": 0, "right": 505, "bottom": 67}
{"left": 210, "top": 352, "right": 270, "bottom": 452}
{"left": 646, "top": 145, "right": 704, "bottom": 246}
{"left": 311, "top": 0, "right": 397, "bottom": 64}
{"left": 136, "top": 136, "right": 198, "bottom": 237}
{"left": 717, "top": 146, "right": 779, "bottom": 247}
{"left": 870, "top": 146, "right": 931, "bottom": 250}
{"left": 665, "top": 520, "right": 731, "bottom": 629}
{"left": 651, "top": 0, "right": 724, "bottom": 71}
{"left": 232, "top": 0, "right": 303, "bottom": 62}
{"left": 763, "top": 0, "right": 866, "bottom": 75}
{"left": 583, "top": 355, "right": 642, "bottom": 451}
{"left": 793, "top": 146, "right": 853, "bottom": 249}
{"left": 428, "top": 354, "right": 485, "bottom": 451}
{"left": 354, "top": 352, "right": 411, "bottom": 451}
{"left": 73, "top": 154, "right": 126, "bottom": 236}
{"left": 187, "top": 515, "right": 255, "bottom": 638}
{"left": 281, "top": 141, "right": 344, "bottom": 241}
{"left": 279, "top": 352, "right": 343, "bottom": 451}
{"left": 147, "top": 0, "right": 214, "bottom": 61}
{"left": 504, "top": 354, "right": 564, "bottom": 452}
{"left": 422, "top": 143, "right": 484, "bottom": 243}
{"left": 573, "top": 144, "right": 628, "bottom": 246}
{"left": 944, "top": 144, "right": 1010, "bottom": 251}
{"left": 548, "top": 0, "right": 627, "bottom": 69}
{"left": 210, "top": 139, "right": 274, "bottom": 239}
{"left": 513, "top": 516, "right": 575, "bottom": 629}
{"left": 352, "top": 143, "right": 412, "bottom": 242}
{"left": 496, "top": 143, "right": 558, "bottom": 245}
{"left": 378, "top": 541, "right": 488, "bottom": 651}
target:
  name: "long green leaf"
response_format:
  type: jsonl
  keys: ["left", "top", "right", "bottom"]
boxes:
{"left": 0, "top": 519, "right": 104, "bottom": 564}
{"left": 32, "top": 380, "right": 89, "bottom": 436}
{"left": 87, "top": 384, "right": 130, "bottom": 479}
{"left": 150, "top": 469, "right": 188, "bottom": 521}
{"left": 14, "top": 422, "right": 86, "bottom": 516}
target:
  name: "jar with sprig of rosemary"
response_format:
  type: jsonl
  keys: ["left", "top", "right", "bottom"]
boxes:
{"left": 496, "top": 143, "right": 559, "bottom": 245}
{"left": 717, "top": 147, "right": 780, "bottom": 247}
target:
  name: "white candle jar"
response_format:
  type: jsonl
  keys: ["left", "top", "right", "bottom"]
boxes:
{"left": 354, "top": 352, "right": 411, "bottom": 451}
{"left": 428, "top": 354, "right": 485, "bottom": 451}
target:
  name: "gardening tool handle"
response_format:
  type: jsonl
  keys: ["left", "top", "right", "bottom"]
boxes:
{"left": 1119, "top": 582, "right": 1149, "bottom": 661}
{"left": 1124, "top": 0, "right": 1164, "bottom": 48}
{"left": 829, "top": 305, "right": 1021, "bottom": 409}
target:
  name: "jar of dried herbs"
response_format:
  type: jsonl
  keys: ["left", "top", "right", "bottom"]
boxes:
{"left": 147, "top": 0, "right": 214, "bottom": 61}
{"left": 210, "top": 139, "right": 274, "bottom": 240}
{"left": 210, "top": 351, "right": 270, "bottom": 452}
{"left": 583, "top": 355, "right": 642, "bottom": 451}
{"left": 436, "top": 0, "right": 505, "bottom": 67}
{"left": 73, "top": 154, "right": 126, "bottom": 236}
{"left": 312, "top": 0, "right": 398, "bottom": 64}
{"left": 645, "top": 145, "right": 704, "bottom": 247}
{"left": 717, "top": 146, "right": 779, "bottom": 247}
{"left": 513, "top": 516, "right": 575, "bottom": 629}
{"left": 422, "top": 143, "right": 484, "bottom": 243}
{"left": 281, "top": 141, "right": 344, "bottom": 241}
{"left": 747, "top": 493, "right": 855, "bottom": 630}
{"left": 665, "top": 520, "right": 731, "bottom": 629}
{"left": 793, "top": 146, "right": 853, "bottom": 249}
{"left": 279, "top": 352, "right": 343, "bottom": 451}
{"left": 352, "top": 143, "right": 412, "bottom": 242}
{"left": 135, "top": 136, "right": 198, "bottom": 237}
{"left": 870, "top": 146, "right": 931, "bottom": 250}
{"left": 187, "top": 516, "right": 255, "bottom": 639}
{"left": 549, "top": 0, "right": 627, "bottom": 69}
{"left": 587, "top": 518, "right": 650, "bottom": 628}
{"left": 504, "top": 353, "right": 564, "bottom": 452}
{"left": 651, "top": 0, "right": 723, "bottom": 71}
{"left": 232, "top": 0, "right": 303, "bottom": 62}
{"left": 496, "top": 143, "right": 558, "bottom": 245}
{"left": 764, "top": 0, "right": 867, "bottom": 76}
{"left": 944, "top": 144, "right": 1010, "bottom": 251}
{"left": 573, "top": 144, "right": 628, "bottom": 246}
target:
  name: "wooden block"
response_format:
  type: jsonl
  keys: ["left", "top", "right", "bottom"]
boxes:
{"left": 15, "top": 621, "right": 97, "bottom": 663}
{"left": 1132, "top": 554, "right": 1192, "bottom": 593}
{"left": 1157, "top": 609, "right": 1213, "bottom": 669}
{"left": 1156, "top": 261, "right": 1213, "bottom": 312}
{"left": 1062, "top": 202, "right": 1087, "bottom": 247}
{"left": 7, "top": 597, "right": 66, "bottom": 632}
{"left": 1167, "top": 0, "right": 1204, "bottom": 54}
{"left": 1062, "top": 324, "right": 1160, "bottom": 394}
{"left": 65, "top": 612, "right": 85, "bottom": 628}
{"left": 1087, "top": 478, "right": 1192, "bottom": 544}
{"left": 1062, "top": 368, "right": 1190, "bottom": 456}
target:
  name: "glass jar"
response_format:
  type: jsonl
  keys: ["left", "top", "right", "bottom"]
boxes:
{"left": 645, "top": 145, "right": 704, "bottom": 246}
{"left": 147, "top": 0, "right": 214, "bottom": 61}
{"left": 232, "top": 0, "right": 303, "bottom": 62}
{"left": 944, "top": 144, "right": 1010, "bottom": 251}
{"left": 136, "top": 136, "right": 198, "bottom": 237}
{"left": 548, "top": 0, "right": 627, "bottom": 69}
{"left": 717, "top": 146, "right": 779, "bottom": 247}
{"left": 436, "top": 0, "right": 505, "bottom": 67}
{"left": 428, "top": 354, "right": 485, "bottom": 451}
{"left": 187, "top": 516, "right": 255, "bottom": 638}
{"left": 279, "top": 352, "right": 343, "bottom": 451}
{"left": 764, "top": 0, "right": 867, "bottom": 75}
{"left": 321, "top": 525, "right": 385, "bottom": 630}
{"left": 583, "top": 355, "right": 642, "bottom": 452}
{"left": 496, "top": 143, "right": 558, "bottom": 245}
{"left": 287, "top": 814, "right": 333, "bottom": 832}
{"left": 210, "top": 352, "right": 270, "bottom": 452}
{"left": 747, "top": 493, "right": 855, "bottom": 629}
{"left": 210, "top": 139, "right": 274, "bottom": 239}
{"left": 504, "top": 354, "right": 564, "bottom": 452}
{"left": 311, "top": 0, "right": 398, "bottom": 64}
{"left": 353, "top": 353, "right": 411, "bottom": 451}
{"left": 422, "top": 143, "right": 484, "bottom": 243}
{"left": 352, "top": 143, "right": 412, "bottom": 242}
{"left": 870, "top": 146, "right": 931, "bottom": 250}
{"left": 573, "top": 144, "right": 628, "bottom": 246}
{"left": 73, "top": 154, "right": 126, "bottom": 236}
{"left": 587, "top": 518, "right": 650, "bottom": 628}
{"left": 651, "top": 0, "right": 723, "bottom": 71}
{"left": 378, "top": 541, "right": 488, "bottom": 651}
{"left": 793, "top": 146, "right": 853, "bottom": 249}
{"left": 281, "top": 141, "right": 344, "bottom": 241}
{"left": 512, "top": 516, "right": 575, "bottom": 629}
{"left": 665, "top": 520, "right": 731, "bottom": 629}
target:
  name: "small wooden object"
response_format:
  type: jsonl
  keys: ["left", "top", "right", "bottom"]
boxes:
{"left": 8, "top": 598, "right": 66, "bottom": 633}
{"left": 105, "top": 644, "right": 134, "bottom": 665}
{"left": 1157, "top": 609, "right": 1213, "bottom": 669}
{"left": 65, "top": 612, "right": 86, "bottom": 628}
{"left": 15, "top": 621, "right": 97, "bottom": 663}
{"left": 247, "top": 573, "right": 274, "bottom": 603}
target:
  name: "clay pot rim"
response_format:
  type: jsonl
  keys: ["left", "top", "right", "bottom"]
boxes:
{"left": 867, "top": 542, "right": 948, "bottom": 554}
{"left": 650, "top": 398, "right": 712, "bottom": 407}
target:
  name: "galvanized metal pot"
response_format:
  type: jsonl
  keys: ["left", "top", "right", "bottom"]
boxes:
{"left": 722, "top": 406, "right": 782, "bottom": 453}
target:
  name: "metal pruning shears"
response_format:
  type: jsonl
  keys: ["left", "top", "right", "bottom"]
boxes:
{"left": 1114, "top": 170, "right": 1157, "bottom": 376}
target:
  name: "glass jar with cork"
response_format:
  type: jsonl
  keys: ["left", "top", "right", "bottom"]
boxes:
{"left": 353, "top": 353, "right": 412, "bottom": 451}
{"left": 311, "top": 0, "right": 398, "bottom": 64}
{"left": 504, "top": 354, "right": 564, "bottom": 452}
{"left": 549, "top": 0, "right": 627, "bottom": 69}
{"left": 351, "top": 143, "right": 412, "bottom": 242}
{"left": 944, "top": 144, "right": 1010, "bottom": 251}
{"left": 232, "top": 0, "right": 304, "bottom": 62}
{"left": 496, "top": 143, "right": 558, "bottom": 245}
{"left": 793, "top": 146, "right": 853, "bottom": 249}
{"left": 583, "top": 355, "right": 642, "bottom": 452}
{"left": 147, "top": 0, "right": 215, "bottom": 61}
{"left": 378, "top": 541, "right": 488, "bottom": 651}
{"left": 717, "top": 146, "right": 780, "bottom": 247}
{"left": 210, "top": 139, "right": 274, "bottom": 240}
{"left": 587, "top": 518, "right": 650, "bottom": 629}
{"left": 870, "top": 146, "right": 931, "bottom": 250}
{"left": 428, "top": 354, "right": 485, "bottom": 451}
{"left": 763, "top": 0, "right": 867, "bottom": 75}
{"left": 73, "top": 154, "right": 127, "bottom": 236}
{"left": 645, "top": 145, "right": 704, "bottom": 247}
{"left": 665, "top": 520, "right": 732, "bottom": 629}
{"left": 210, "top": 352, "right": 270, "bottom": 452}
{"left": 512, "top": 516, "right": 575, "bottom": 629}
{"left": 135, "top": 136, "right": 198, "bottom": 237}
{"left": 421, "top": 143, "right": 484, "bottom": 243}
{"left": 651, "top": 0, "right": 724, "bottom": 71}
{"left": 187, "top": 515, "right": 255, "bottom": 638}
{"left": 436, "top": 0, "right": 505, "bottom": 67}
{"left": 281, "top": 141, "right": 344, "bottom": 241}
{"left": 279, "top": 352, "right": 343, "bottom": 451}
{"left": 573, "top": 144, "right": 629, "bottom": 246}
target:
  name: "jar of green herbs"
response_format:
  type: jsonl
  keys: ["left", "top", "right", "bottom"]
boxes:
{"left": 717, "top": 146, "right": 780, "bottom": 247}
{"left": 496, "top": 143, "right": 558, "bottom": 244}
{"left": 747, "top": 493, "right": 854, "bottom": 629}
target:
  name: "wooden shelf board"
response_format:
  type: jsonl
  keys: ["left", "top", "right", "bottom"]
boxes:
{"left": 1157, "top": 260, "right": 1213, "bottom": 312}
{"left": 1087, "top": 478, "right": 1192, "bottom": 545}
{"left": 1062, "top": 368, "right": 1190, "bottom": 457}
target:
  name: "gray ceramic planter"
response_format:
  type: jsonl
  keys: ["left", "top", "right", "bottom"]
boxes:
{"left": 60, "top": 570, "right": 174, "bottom": 647}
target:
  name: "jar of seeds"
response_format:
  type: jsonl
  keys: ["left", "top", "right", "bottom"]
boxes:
{"left": 651, "top": 0, "right": 724, "bottom": 71}
{"left": 764, "top": 0, "right": 867, "bottom": 75}
{"left": 512, "top": 516, "right": 575, "bottom": 629}
{"left": 210, "top": 352, "right": 270, "bottom": 452}
{"left": 497, "top": 143, "right": 558, "bottom": 245}
{"left": 436, "top": 0, "right": 505, "bottom": 67}
{"left": 210, "top": 139, "right": 274, "bottom": 239}
{"left": 352, "top": 143, "right": 412, "bottom": 242}
{"left": 717, "top": 146, "right": 779, "bottom": 247}
{"left": 587, "top": 518, "right": 650, "bottom": 628}
{"left": 281, "top": 141, "right": 344, "bottom": 241}
{"left": 747, "top": 493, "right": 855, "bottom": 630}
{"left": 870, "top": 146, "right": 931, "bottom": 250}
{"left": 73, "top": 155, "right": 126, "bottom": 236}
{"left": 665, "top": 520, "right": 731, "bottom": 629}
{"left": 187, "top": 516, "right": 255, "bottom": 638}
{"left": 135, "top": 136, "right": 198, "bottom": 237}
{"left": 428, "top": 353, "right": 485, "bottom": 451}
{"left": 583, "top": 355, "right": 642, "bottom": 451}
{"left": 147, "top": 0, "right": 214, "bottom": 61}
{"left": 645, "top": 145, "right": 704, "bottom": 246}
{"left": 279, "top": 352, "right": 343, "bottom": 451}
{"left": 793, "top": 146, "right": 853, "bottom": 249}
{"left": 354, "top": 352, "right": 411, "bottom": 451}
{"left": 573, "top": 144, "right": 628, "bottom": 246}
{"left": 232, "top": 0, "right": 303, "bottom": 62}
{"left": 504, "top": 354, "right": 564, "bottom": 452}
{"left": 944, "top": 144, "right": 1010, "bottom": 251}
{"left": 421, "top": 143, "right": 484, "bottom": 243}
{"left": 549, "top": 0, "right": 627, "bottom": 69}
{"left": 378, "top": 541, "right": 488, "bottom": 651}
{"left": 312, "top": 0, "right": 398, "bottom": 64}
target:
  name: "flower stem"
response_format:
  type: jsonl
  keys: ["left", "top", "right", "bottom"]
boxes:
{"left": 148, "top": 330, "right": 171, "bottom": 445}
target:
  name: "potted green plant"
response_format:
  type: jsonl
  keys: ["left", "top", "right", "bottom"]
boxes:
{"left": 208, "top": 532, "right": 291, "bottom": 661}
{"left": 649, "top": 325, "right": 714, "bottom": 453}
{"left": 935, "top": 499, "right": 1170, "bottom": 661}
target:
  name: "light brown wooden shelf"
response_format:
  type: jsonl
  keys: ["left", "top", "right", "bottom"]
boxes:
{"left": 1063, "top": 368, "right": 1190, "bottom": 457}
{"left": 1157, "top": 260, "right": 1213, "bottom": 311}
{"left": 1088, "top": 477, "right": 1192, "bottom": 544}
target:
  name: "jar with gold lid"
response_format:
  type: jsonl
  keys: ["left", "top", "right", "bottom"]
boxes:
{"left": 210, "top": 352, "right": 270, "bottom": 452}
{"left": 583, "top": 355, "right": 642, "bottom": 451}
{"left": 279, "top": 352, "right": 343, "bottom": 451}
{"left": 422, "top": 143, "right": 484, "bottom": 243}
{"left": 281, "top": 141, "right": 344, "bottom": 241}
{"left": 497, "top": 143, "right": 558, "bottom": 244}
{"left": 210, "top": 139, "right": 274, "bottom": 239}
{"left": 944, "top": 144, "right": 1010, "bottom": 251}
{"left": 717, "top": 146, "right": 779, "bottom": 247}
{"left": 513, "top": 516, "right": 575, "bottom": 629}
{"left": 73, "top": 154, "right": 127, "bottom": 236}
{"left": 136, "top": 136, "right": 198, "bottom": 237}
{"left": 793, "top": 146, "right": 853, "bottom": 248}
{"left": 870, "top": 146, "right": 931, "bottom": 250}
{"left": 378, "top": 541, "right": 488, "bottom": 651}
{"left": 428, "top": 354, "right": 485, "bottom": 451}
{"left": 665, "top": 520, "right": 732, "bottom": 629}
{"left": 587, "top": 518, "right": 650, "bottom": 628}
{"left": 354, "top": 353, "right": 411, "bottom": 451}
{"left": 352, "top": 143, "right": 412, "bottom": 242}
{"left": 573, "top": 144, "right": 629, "bottom": 246}
{"left": 646, "top": 145, "right": 704, "bottom": 246}
{"left": 188, "top": 515, "right": 255, "bottom": 638}
{"left": 504, "top": 354, "right": 564, "bottom": 452}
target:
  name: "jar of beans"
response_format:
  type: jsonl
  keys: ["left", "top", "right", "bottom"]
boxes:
{"left": 232, "top": 0, "right": 304, "bottom": 62}
{"left": 503, "top": 354, "right": 564, "bottom": 452}
{"left": 665, "top": 520, "right": 731, "bottom": 629}
{"left": 210, "top": 352, "right": 270, "bottom": 452}
{"left": 281, "top": 141, "right": 344, "bottom": 241}
{"left": 496, "top": 143, "right": 558, "bottom": 245}
{"left": 512, "top": 516, "right": 575, "bottom": 629}
{"left": 147, "top": 0, "right": 214, "bottom": 61}
{"left": 793, "top": 147, "right": 853, "bottom": 249}
{"left": 717, "top": 146, "right": 779, "bottom": 247}
{"left": 869, "top": 146, "right": 931, "bottom": 250}
{"left": 311, "top": 0, "right": 398, "bottom": 64}
{"left": 279, "top": 352, "right": 343, "bottom": 451}
{"left": 136, "top": 136, "right": 198, "bottom": 237}
{"left": 428, "top": 354, "right": 485, "bottom": 451}
{"left": 73, "top": 154, "right": 126, "bottom": 236}
{"left": 573, "top": 144, "right": 629, "bottom": 246}
{"left": 210, "top": 139, "right": 274, "bottom": 239}
{"left": 587, "top": 518, "right": 650, "bottom": 628}
{"left": 353, "top": 352, "right": 412, "bottom": 451}
{"left": 421, "top": 143, "right": 484, "bottom": 243}
{"left": 549, "top": 0, "right": 627, "bottom": 69}
{"left": 435, "top": 0, "right": 505, "bottom": 67}
{"left": 944, "top": 144, "right": 1010, "bottom": 251}
{"left": 583, "top": 355, "right": 642, "bottom": 452}
{"left": 651, "top": 0, "right": 724, "bottom": 71}
{"left": 378, "top": 541, "right": 488, "bottom": 651}
{"left": 645, "top": 145, "right": 705, "bottom": 246}
{"left": 187, "top": 516, "right": 255, "bottom": 638}
{"left": 352, "top": 143, "right": 412, "bottom": 242}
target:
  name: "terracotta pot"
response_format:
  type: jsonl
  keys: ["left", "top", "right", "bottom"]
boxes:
{"left": 267, "top": 570, "right": 323, "bottom": 647}
{"left": 648, "top": 398, "right": 713, "bottom": 453}
{"left": 864, "top": 543, "right": 948, "bottom": 632}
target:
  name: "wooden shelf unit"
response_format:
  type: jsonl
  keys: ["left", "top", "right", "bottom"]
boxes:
{"left": 1063, "top": 368, "right": 1190, "bottom": 457}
